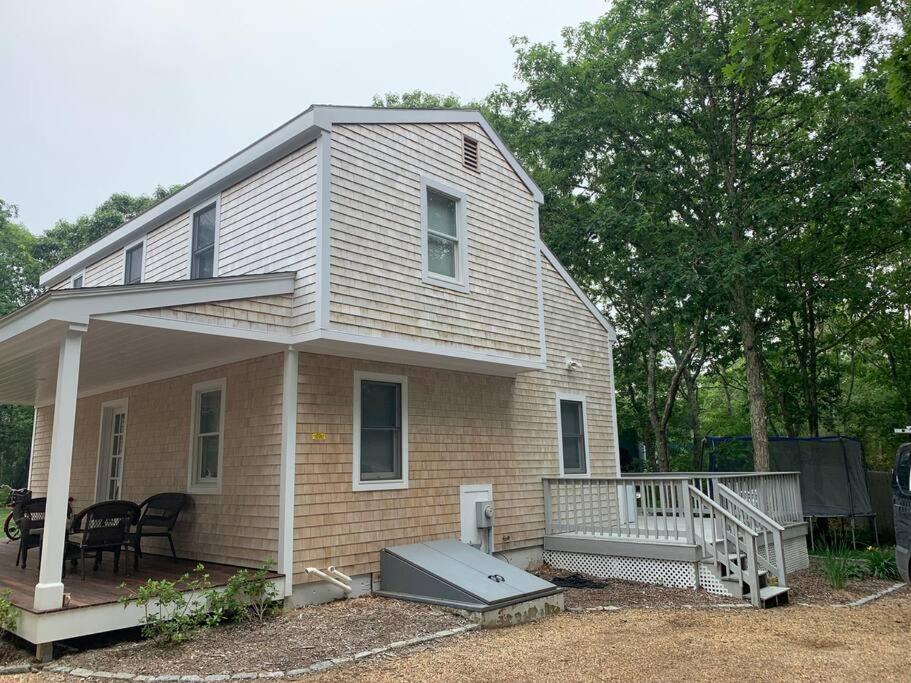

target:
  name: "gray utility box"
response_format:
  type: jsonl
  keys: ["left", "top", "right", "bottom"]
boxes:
{"left": 376, "top": 539, "right": 561, "bottom": 612}
{"left": 475, "top": 500, "right": 494, "bottom": 528}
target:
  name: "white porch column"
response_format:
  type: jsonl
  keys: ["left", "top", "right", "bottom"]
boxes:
{"left": 277, "top": 348, "right": 299, "bottom": 597}
{"left": 33, "top": 323, "right": 86, "bottom": 611}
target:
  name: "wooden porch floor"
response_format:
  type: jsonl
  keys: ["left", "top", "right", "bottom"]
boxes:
{"left": 0, "top": 541, "right": 279, "bottom": 614}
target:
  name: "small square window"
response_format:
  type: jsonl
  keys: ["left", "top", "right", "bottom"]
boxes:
{"left": 72, "top": 273, "right": 84, "bottom": 289}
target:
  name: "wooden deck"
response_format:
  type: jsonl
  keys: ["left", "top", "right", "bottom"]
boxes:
{"left": 0, "top": 540, "right": 278, "bottom": 614}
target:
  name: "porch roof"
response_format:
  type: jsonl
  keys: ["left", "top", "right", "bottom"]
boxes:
{"left": 0, "top": 272, "right": 295, "bottom": 405}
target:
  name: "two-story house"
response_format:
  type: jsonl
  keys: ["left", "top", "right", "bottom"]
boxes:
{"left": 0, "top": 106, "right": 621, "bottom": 650}
{"left": 0, "top": 106, "right": 809, "bottom": 655}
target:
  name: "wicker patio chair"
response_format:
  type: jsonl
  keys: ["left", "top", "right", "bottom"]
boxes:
{"left": 65, "top": 500, "right": 140, "bottom": 579}
{"left": 129, "top": 492, "right": 188, "bottom": 569}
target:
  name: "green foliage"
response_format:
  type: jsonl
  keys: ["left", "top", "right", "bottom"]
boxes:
{"left": 120, "top": 562, "right": 279, "bottom": 645}
{"left": 865, "top": 545, "right": 901, "bottom": 580}
{"left": 0, "top": 589, "right": 19, "bottom": 635}
{"left": 371, "top": 90, "right": 468, "bottom": 109}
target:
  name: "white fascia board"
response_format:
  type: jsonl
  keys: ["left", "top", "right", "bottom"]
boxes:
{"left": 540, "top": 243, "right": 617, "bottom": 342}
{"left": 40, "top": 110, "right": 322, "bottom": 287}
{"left": 1, "top": 273, "right": 295, "bottom": 345}
{"left": 314, "top": 106, "right": 544, "bottom": 204}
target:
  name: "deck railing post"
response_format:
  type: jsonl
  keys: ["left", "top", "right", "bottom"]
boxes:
{"left": 543, "top": 479, "right": 553, "bottom": 535}
{"left": 680, "top": 479, "right": 696, "bottom": 544}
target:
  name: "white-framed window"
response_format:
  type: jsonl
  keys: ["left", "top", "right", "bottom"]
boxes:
{"left": 71, "top": 271, "right": 85, "bottom": 289}
{"left": 420, "top": 176, "right": 469, "bottom": 293}
{"left": 353, "top": 371, "right": 408, "bottom": 491}
{"left": 123, "top": 238, "right": 145, "bottom": 285}
{"left": 189, "top": 197, "right": 220, "bottom": 280}
{"left": 188, "top": 378, "right": 226, "bottom": 493}
{"left": 556, "top": 393, "right": 590, "bottom": 476}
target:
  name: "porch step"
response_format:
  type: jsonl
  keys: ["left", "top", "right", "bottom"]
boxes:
{"left": 758, "top": 585, "right": 790, "bottom": 608}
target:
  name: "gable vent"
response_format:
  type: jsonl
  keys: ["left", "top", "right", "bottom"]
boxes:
{"left": 463, "top": 135, "right": 480, "bottom": 172}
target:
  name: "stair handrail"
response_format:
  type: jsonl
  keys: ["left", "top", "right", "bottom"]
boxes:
{"left": 716, "top": 483, "right": 787, "bottom": 586}
{"left": 688, "top": 485, "right": 762, "bottom": 607}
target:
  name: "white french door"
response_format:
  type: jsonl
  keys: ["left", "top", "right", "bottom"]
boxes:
{"left": 96, "top": 400, "right": 128, "bottom": 502}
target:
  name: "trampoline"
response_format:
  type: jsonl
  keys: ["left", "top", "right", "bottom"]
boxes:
{"left": 705, "top": 435, "right": 877, "bottom": 548}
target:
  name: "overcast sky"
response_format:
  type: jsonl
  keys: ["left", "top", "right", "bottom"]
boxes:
{"left": 1, "top": 1, "right": 605, "bottom": 233}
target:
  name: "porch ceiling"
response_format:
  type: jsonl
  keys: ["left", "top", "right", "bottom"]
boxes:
{"left": 0, "top": 319, "right": 282, "bottom": 406}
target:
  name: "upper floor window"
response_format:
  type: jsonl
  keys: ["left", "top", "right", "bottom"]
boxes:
{"left": 71, "top": 272, "right": 84, "bottom": 289}
{"left": 557, "top": 394, "right": 590, "bottom": 476}
{"left": 420, "top": 177, "right": 469, "bottom": 293}
{"left": 189, "top": 378, "right": 225, "bottom": 493}
{"left": 353, "top": 371, "right": 408, "bottom": 491}
{"left": 124, "top": 241, "right": 144, "bottom": 285}
{"left": 190, "top": 200, "right": 218, "bottom": 279}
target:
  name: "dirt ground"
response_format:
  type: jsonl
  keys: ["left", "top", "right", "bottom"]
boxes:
{"left": 307, "top": 587, "right": 911, "bottom": 683}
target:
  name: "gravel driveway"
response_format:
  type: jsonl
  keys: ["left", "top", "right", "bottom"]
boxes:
{"left": 307, "top": 588, "right": 911, "bottom": 683}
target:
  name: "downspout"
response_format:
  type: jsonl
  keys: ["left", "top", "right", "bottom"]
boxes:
{"left": 277, "top": 349, "right": 299, "bottom": 598}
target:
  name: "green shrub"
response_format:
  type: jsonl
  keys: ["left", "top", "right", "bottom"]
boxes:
{"left": 0, "top": 589, "right": 18, "bottom": 634}
{"left": 119, "top": 564, "right": 212, "bottom": 645}
{"left": 121, "top": 561, "right": 280, "bottom": 644}
{"left": 865, "top": 546, "right": 901, "bottom": 580}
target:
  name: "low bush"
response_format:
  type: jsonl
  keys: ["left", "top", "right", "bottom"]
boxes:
{"left": 819, "top": 541, "right": 868, "bottom": 589}
{"left": 121, "top": 561, "right": 280, "bottom": 645}
{"left": 865, "top": 546, "right": 900, "bottom": 580}
{"left": 0, "top": 589, "right": 18, "bottom": 635}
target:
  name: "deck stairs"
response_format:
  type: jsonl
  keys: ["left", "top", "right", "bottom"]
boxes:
{"left": 688, "top": 484, "right": 791, "bottom": 608}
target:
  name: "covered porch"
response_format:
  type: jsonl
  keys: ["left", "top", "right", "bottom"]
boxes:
{"left": 0, "top": 274, "right": 298, "bottom": 653}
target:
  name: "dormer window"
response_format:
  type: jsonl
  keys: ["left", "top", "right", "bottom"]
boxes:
{"left": 190, "top": 200, "right": 219, "bottom": 279}
{"left": 420, "top": 177, "right": 469, "bottom": 293}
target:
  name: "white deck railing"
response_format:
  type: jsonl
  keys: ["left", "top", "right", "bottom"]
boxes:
{"left": 542, "top": 471, "right": 802, "bottom": 544}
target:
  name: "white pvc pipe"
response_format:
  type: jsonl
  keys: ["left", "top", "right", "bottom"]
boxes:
{"left": 306, "top": 567, "right": 352, "bottom": 594}
{"left": 327, "top": 566, "right": 352, "bottom": 583}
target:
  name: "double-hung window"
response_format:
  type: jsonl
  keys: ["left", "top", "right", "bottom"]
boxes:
{"left": 189, "top": 379, "right": 225, "bottom": 492}
{"left": 354, "top": 372, "right": 408, "bottom": 490}
{"left": 190, "top": 201, "right": 218, "bottom": 279}
{"left": 557, "top": 395, "right": 589, "bottom": 476}
{"left": 124, "top": 241, "right": 144, "bottom": 284}
{"left": 421, "top": 177, "right": 468, "bottom": 292}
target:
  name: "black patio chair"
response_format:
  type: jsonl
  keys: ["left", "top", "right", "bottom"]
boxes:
{"left": 128, "top": 492, "right": 188, "bottom": 569}
{"left": 64, "top": 500, "right": 140, "bottom": 579}
{"left": 14, "top": 497, "right": 46, "bottom": 569}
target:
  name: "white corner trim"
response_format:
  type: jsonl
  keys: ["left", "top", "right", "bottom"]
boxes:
{"left": 278, "top": 349, "right": 298, "bottom": 596}
{"left": 186, "top": 195, "right": 222, "bottom": 280}
{"left": 540, "top": 243, "right": 617, "bottom": 342}
{"left": 555, "top": 392, "right": 591, "bottom": 477}
{"left": 607, "top": 342, "right": 623, "bottom": 477}
{"left": 187, "top": 377, "right": 226, "bottom": 495}
{"left": 534, "top": 206, "right": 547, "bottom": 364}
{"left": 121, "top": 236, "right": 147, "bottom": 285}
{"left": 352, "top": 370, "right": 409, "bottom": 492}
{"left": 419, "top": 175, "right": 470, "bottom": 294}
{"left": 315, "top": 131, "right": 332, "bottom": 330}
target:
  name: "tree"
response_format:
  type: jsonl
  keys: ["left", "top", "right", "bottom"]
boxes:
{"left": 372, "top": 91, "right": 467, "bottom": 109}
{"left": 0, "top": 200, "right": 40, "bottom": 315}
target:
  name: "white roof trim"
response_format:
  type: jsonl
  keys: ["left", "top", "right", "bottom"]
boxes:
{"left": 540, "top": 243, "right": 617, "bottom": 342}
{"left": 40, "top": 105, "right": 542, "bottom": 288}
{"left": 1, "top": 272, "right": 295, "bottom": 346}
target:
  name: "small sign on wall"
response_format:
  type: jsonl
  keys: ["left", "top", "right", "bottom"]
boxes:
{"left": 311, "top": 432, "right": 327, "bottom": 441}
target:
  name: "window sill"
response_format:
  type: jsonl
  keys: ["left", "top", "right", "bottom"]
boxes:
{"left": 188, "top": 482, "right": 222, "bottom": 495}
{"left": 559, "top": 472, "right": 591, "bottom": 479}
{"left": 353, "top": 479, "right": 409, "bottom": 492}
{"left": 421, "top": 274, "right": 469, "bottom": 294}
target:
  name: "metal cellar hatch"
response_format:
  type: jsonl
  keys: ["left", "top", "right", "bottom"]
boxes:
{"left": 376, "top": 539, "right": 562, "bottom": 612}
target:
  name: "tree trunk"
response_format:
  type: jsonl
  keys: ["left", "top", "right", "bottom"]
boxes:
{"left": 646, "top": 346, "right": 671, "bottom": 472}
{"left": 736, "top": 285, "right": 771, "bottom": 470}
{"left": 684, "top": 370, "right": 704, "bottom": 469}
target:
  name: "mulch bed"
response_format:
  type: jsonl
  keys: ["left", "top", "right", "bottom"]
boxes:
{"left": 0, "top": 637, "right": 32, "bottom": 667}
{"left": 536, "top": 566, "right": 741, "bottom": 609}
{"left": 50, "top": 597, "right": 468, "bottom": 677}
{"left": 785, "top": 557, "right": 904, "bottom": 605}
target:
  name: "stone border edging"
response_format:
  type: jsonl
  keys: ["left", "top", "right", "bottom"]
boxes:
{"left": 38, "top": 624, "right": 479, "bottom": 681}
{"left": 845, "top": 582, "right": 905, "bottom": 607}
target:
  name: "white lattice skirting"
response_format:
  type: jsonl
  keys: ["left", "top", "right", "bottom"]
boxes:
{"left": 543, "top": 550, "right": 734, "bottom": 597}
